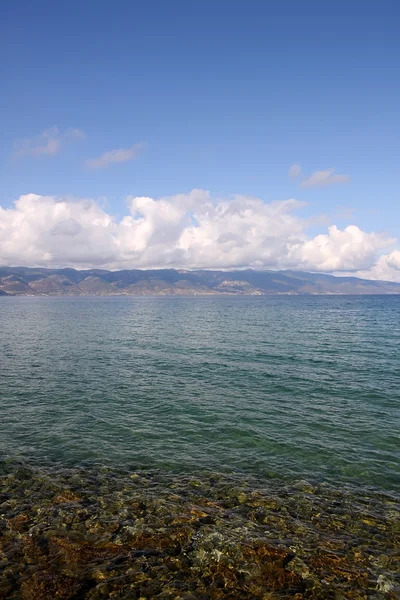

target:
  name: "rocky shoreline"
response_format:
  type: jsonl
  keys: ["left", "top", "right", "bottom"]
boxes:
{"left": 0, "top": 463, "right": 399, "bottom": 599}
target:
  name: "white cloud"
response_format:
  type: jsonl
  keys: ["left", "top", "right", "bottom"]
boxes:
{"left": 85, "top": 143, "right": 144, "bottom": 170}
{"left": 353, "top": 251, "right": 400, "bottom": 283}
{"left": 288, "top": 163, "right": 302, "bottom": 178}
{"left": 301, "top": 168, "right": 350, "bottom": 188}
{"left": 12, "top": 127, "right": 86, "bottom": 159}
{"left": 0, "top": 190, "right": 397, "bottom": 279}
{"left": 297, "top": 225, "right": 395, "bottom": 271}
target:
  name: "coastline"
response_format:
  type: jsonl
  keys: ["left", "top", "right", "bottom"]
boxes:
{"left": 1, "top": 461, "right": 399, "bottom": 599}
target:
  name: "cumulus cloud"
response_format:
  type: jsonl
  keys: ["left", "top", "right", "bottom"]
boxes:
{"left": 85, "top": 143, "right": 144, "bottom": 170}
{"left": 297, "top": 225, "right": 395, "bottom": 272}
{"left": 12, "top": 127, "right": 86, "bottom": 159}
{"left": 300, "top": 168, "right": 350, "bottom": 188}
{"left": 288, "top": 163, "right": 302, "bottom": 178}
{"left": 354, "top": 251, "right": 400, "bottom": 283}
{"left": 0, "top": 190, "right": 398, "bottom": 279}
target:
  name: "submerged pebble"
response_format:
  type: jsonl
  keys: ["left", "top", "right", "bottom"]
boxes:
{"left": 0, "top": 462, "right": 399, "bottom": 599}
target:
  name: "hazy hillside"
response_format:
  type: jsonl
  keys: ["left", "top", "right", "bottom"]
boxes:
{"left": 0, "top": 267, "right": 399, "bottom": 296}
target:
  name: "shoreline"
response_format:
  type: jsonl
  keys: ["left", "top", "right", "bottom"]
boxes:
{"left": 1, "top": 462, "right": 399, "bottom": 599}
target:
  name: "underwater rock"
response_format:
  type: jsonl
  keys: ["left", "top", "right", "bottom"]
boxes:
{"left": 0, "top": 465, "right": 399, "bottom": 599}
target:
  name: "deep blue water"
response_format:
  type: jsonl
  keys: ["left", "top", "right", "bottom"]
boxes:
{"left": 0, "top": 295, "right": 399, "bottom": 493}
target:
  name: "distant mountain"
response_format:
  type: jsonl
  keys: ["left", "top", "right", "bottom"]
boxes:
{"left": 0, "top": 266, "right": 399, "bottom": 296}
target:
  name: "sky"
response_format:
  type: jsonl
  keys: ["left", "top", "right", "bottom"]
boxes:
{"left": 1, "top": 0, "right": 399, "bottom": 280}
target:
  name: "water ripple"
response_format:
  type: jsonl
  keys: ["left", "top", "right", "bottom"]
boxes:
{"left": 0, "top": 295, "right": 399, "bottom": 493}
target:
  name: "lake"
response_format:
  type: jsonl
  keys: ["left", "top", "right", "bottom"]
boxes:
{"left": 1, "top": 295, "right": 399, "bottom": 597}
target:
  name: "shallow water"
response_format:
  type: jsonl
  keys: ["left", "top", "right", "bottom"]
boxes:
{"left": 1, "top": 463, "right": 399, "bottom": 599}
{"left": 0, "top": 295, "right": 399, "bottom": 598}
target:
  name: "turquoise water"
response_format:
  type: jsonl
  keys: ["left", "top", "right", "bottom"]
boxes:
{"left": 1, "top": 295, "right": 399, "bottom": 493}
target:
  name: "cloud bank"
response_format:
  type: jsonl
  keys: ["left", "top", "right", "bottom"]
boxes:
{"left": 12, "top": 127, "right": 86, "bottom": 159}
{"left": 0, "top": 190, "right": 398, "bottom": 281}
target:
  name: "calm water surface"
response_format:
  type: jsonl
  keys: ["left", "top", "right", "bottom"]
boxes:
{"left": 1, "top": 295, "right": 399, "bottom": 493}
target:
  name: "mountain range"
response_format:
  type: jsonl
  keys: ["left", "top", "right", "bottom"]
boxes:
{"left": 0, "top": 266, "right": 400, "bottom": 296}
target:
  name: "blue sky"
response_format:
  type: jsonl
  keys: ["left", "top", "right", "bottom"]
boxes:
{"left": 0, "top": 1, "right": 399, "bottom": 277}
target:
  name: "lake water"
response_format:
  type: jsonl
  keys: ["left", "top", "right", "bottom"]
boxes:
{"left": 1, "top": 295, "right": 399, "bottom": 598}
{"left": 1, "top": 295, "right": 399, "bottom": 491}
